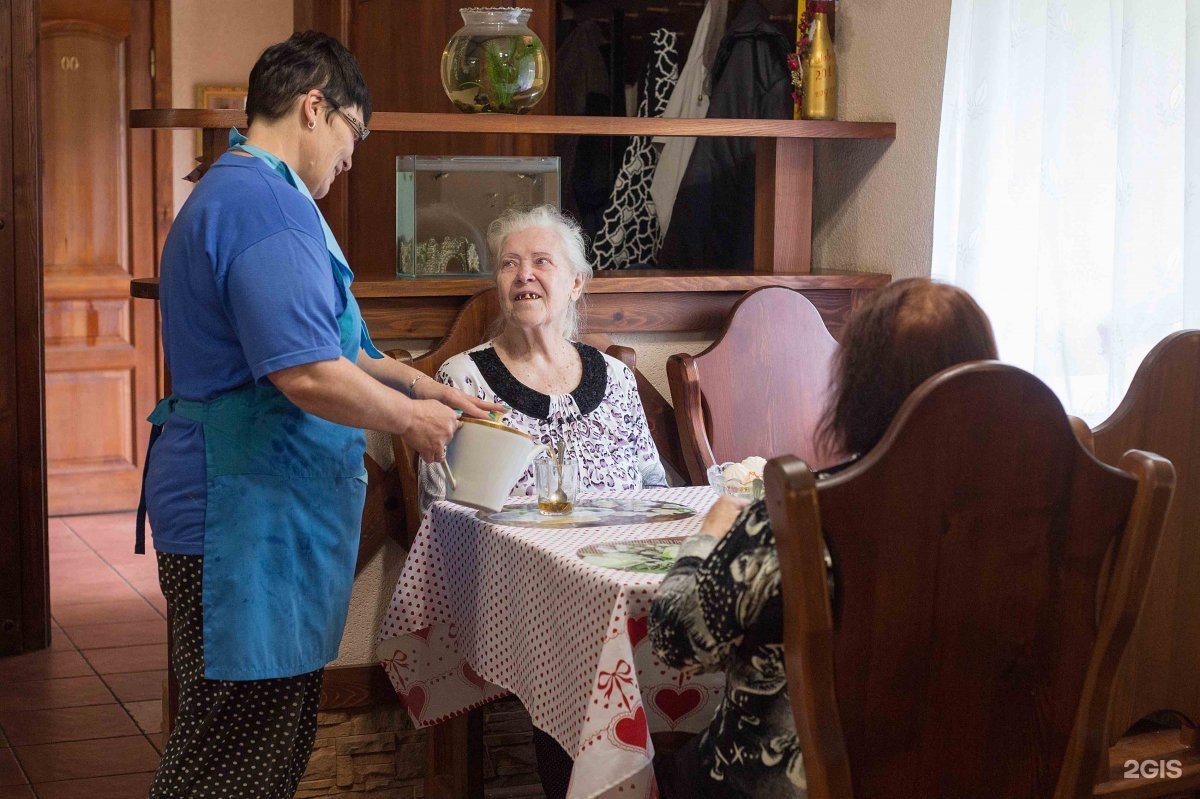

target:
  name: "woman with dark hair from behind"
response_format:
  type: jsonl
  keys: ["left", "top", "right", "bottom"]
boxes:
{"left": 649, "top": 278, "right": 998, "bottom": 798}
{"left": 142, "top": 32, "right": 500, "bottom": 798}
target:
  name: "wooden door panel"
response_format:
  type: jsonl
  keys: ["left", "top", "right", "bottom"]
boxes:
{"left": 40, "top": 0, "right": 131, "bottom": 32}
{"left": 41, "top": 25, "right": 128, "bottom": 272}
{"left": 40, "top": 1, "right": 155, "bottom": 515}
{"left": 44, "top": 298, "right": 131, "bottom": 349}
{"left": 45, "top": 272, "right": 136, "bottom": 300}
{"left": 45, "top": 371, "right": 134, "bottom": 468}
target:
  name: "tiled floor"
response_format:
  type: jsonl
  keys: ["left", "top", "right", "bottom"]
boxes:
{"left": 0, "top": 514, "right": 164, "bottom": 798}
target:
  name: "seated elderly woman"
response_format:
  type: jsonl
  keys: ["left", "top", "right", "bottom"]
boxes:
{"left": 418, "top": 204, "right": 667, "bottom": 796}
{"left": 419, "top": 205, "right": 666, "bottom": 513}
{"left": 419, "top": 205, "right": 667, "bottom": 512}
{"left": 650, "top": 278, "right": 998, "bottom": 798}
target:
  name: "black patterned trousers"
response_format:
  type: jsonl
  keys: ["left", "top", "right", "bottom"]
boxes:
{"left": 149, "top": 553, "right": 323, "bottom": 799}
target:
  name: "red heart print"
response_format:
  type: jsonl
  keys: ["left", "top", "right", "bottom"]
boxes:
{"left": 403, "top": 685, "right": 426, "bottom": 720}
{"left": 653, "top": 687, "right": 702, "bottom": 723}
{"left": 461, "top": 662, "right": 486, "bottom": 690}
{"left": 412, "top": 626, "right": 432, "bottom": 641}
{"left": 613, "top": 706, "right": 648, "bottom": 751}
{"left": 627, "top": 616, "right": 649, "bottom": 648}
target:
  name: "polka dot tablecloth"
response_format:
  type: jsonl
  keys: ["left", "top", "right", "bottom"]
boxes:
{"left": 377, "top": 487, "right": 725, "bottom": 799}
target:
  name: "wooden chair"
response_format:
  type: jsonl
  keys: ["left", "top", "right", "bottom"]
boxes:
{"left": 604, "top": 343, "right": 686, "bottom": 487}
{"left": 389, "top": 287, "right": 686, "bottom": 546}
{"left": 667, "top": 286, "right": 838, "bottom": 485}
{"left": 763, "top": 362, "right": 1175, "bottom": 799}
{"left": 1080, "top": 331, "right": 1200, "bottom": 797}
{"left": 387, "top": 289, "right": 501, "bottom": 547}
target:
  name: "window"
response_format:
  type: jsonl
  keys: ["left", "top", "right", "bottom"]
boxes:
{"left": 933, "top": 1, "right": 1198, "bottom": 422}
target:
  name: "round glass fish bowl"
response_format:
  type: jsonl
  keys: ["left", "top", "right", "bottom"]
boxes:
{"left": 441, "top": 7, "right": 548, "bottom": 114}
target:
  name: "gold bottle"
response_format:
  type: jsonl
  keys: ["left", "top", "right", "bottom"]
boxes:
{"left": 801, "top": 11, "right": 837, "bottom": 120}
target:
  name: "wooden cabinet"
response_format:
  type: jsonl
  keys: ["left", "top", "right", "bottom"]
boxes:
{"left": 295, "top": 1, "right": 558, "bottom": 278}
{"left": 290, "top": 0, "right": 849, "bottom": 280}
{"left": 135, "top": 0, "right": 894, "bottom": 331}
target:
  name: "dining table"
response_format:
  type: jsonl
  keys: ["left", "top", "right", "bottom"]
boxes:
{"left": 377, "top": 485, "right": 727, "bottom": 799}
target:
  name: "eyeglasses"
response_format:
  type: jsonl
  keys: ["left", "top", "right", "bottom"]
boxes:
{"left": 312, "top": 92, "right": 367, "bottom": 144}
{"left": 309, "top": 92, "right": 370, "bottom": 144}
{"left": 334, "top": 108, "right": 370, "bottom": 144}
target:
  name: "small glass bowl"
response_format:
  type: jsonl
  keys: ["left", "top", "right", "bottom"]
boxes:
{"left": 706, "top": 463, "right": 758, "bottom": 500}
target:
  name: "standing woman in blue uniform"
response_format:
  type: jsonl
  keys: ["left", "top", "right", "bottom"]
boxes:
{"left": 142, "top": 32, "right": 502, "bottom": 798}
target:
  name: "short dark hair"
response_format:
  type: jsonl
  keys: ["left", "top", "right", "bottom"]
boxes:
{"left": 820, "top": 278, "right": 999, "bottom": 457}
{"left": 246, "top": 31, "right": 371, "bottom": 127}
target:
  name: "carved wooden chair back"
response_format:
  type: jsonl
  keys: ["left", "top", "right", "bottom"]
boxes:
{"left": 1084, "top": 331, "right": 1200, "bottom": 794}
{"left": 667, "top": 286, "right": 837, "bottom": 485}
{"left": 390, "top": 288, "right": 684, "bottom": 545}
{"left": 764, "top": 362, "right": 1174, "bottom": 799}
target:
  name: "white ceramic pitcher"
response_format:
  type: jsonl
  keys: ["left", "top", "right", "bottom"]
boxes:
{"left": 442, "top": 417, "right": 548, "bottom": 512}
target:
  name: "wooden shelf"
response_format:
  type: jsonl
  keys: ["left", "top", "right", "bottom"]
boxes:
{"left": 129, "top": 109, "right": 895, "bottom": 140}
{"left": 357, "top": 270, "right": 888, "bottom": 297}
{"left": 131, "top": 271, "right": 888, "bottom": 301}
{"left": 132, "top": 271, "right": 888, "bottom": 340}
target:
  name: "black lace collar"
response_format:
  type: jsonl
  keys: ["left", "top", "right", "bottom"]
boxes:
{"left": 469, "top": 343, "right": 608, "bottom": 420}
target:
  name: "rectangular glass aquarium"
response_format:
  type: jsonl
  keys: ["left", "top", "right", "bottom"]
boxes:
{"left": 396, "top": 155, "right": 560, "bottom": 277}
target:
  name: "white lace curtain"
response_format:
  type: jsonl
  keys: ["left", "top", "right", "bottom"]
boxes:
{"left": 932, "top": 0, "right": 1200, "bottom": 423}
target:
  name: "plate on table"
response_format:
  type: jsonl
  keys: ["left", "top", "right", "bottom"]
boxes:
{"left": 477, "top": 497, "right": 696, "bottom": 529}
{"left": 577, "top": 537, "right": 687, "bottom": 573}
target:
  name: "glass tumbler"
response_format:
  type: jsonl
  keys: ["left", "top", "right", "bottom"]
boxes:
{"left": 534, "top": 456, "right": 578, "bottom": 515}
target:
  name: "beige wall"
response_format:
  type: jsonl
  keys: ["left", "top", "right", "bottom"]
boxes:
{"left": 171, "top": 0, "right": 293, "bottom": 215}
{"left": 609, "top": 332, "right": 713, "bottom": 398}
{"left": 813, "top": 0, "right": 953, "bottom": 281}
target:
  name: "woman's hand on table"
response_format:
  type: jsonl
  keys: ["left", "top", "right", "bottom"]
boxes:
{"left": 415, "top": 378, "right": 507, "bottom": 420}
{"left": 698, "top": 495, "right": 750, "bottom": 540}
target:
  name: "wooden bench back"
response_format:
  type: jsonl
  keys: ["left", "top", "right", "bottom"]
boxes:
{"left": 765, "top": 362, "right": 1174, "bottom": 799}
{"left": 668, "top": 286, "right": 838, "bottom": 484}
{"left": 1090, "top": 331, "right": 1200, "bottom": 741}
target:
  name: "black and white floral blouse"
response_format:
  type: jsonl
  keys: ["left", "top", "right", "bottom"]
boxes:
{"left": 419, "top": 341, "right": 668, "bottom": 513}
{"left": 651, "top": 455, "right": 852, "bottom": 798}
{"left": 650, "top": 499, "right": 805, "bottom": 797}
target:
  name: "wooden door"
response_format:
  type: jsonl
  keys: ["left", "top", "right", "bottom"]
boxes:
{"left": 40, "top": 0, "right": 157, "bottom": 515}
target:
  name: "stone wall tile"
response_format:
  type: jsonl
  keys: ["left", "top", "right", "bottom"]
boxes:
{"left": 336, "top": 732, "right": 397, "bottom": 756}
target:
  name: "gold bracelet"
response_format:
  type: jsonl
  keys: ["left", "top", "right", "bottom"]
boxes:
{"left": 408, "top": 374, "right": 427, "bottom": 395}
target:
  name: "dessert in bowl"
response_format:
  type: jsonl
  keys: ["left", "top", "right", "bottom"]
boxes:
{"left": 706, "top": 456, "right": 767, "bottom": 501}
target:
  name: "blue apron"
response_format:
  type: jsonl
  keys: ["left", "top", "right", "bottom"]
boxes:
{"left": 137, "top": 131, "right": 378, "bottom": 680}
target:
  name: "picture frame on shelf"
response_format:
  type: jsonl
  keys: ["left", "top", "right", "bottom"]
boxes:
{"left": 194, "top": 85, "right": 246, "bottom": 155}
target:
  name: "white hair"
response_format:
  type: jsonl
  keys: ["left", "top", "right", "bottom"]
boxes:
{"left": 486, "top": 205, "right": 593, "bottom": 340}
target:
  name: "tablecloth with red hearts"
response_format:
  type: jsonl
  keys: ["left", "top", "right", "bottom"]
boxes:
{"left": 377, "top": 487, "right": 726, "bottom": 799}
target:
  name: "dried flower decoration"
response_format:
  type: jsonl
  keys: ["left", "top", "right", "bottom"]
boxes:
{"left": 789, "top": 1, "right": 836, "bottom": 107}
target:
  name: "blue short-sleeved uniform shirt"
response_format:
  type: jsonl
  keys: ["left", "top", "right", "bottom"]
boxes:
{"left": 146, "top": 152, "right": 347, "bottom": 554}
